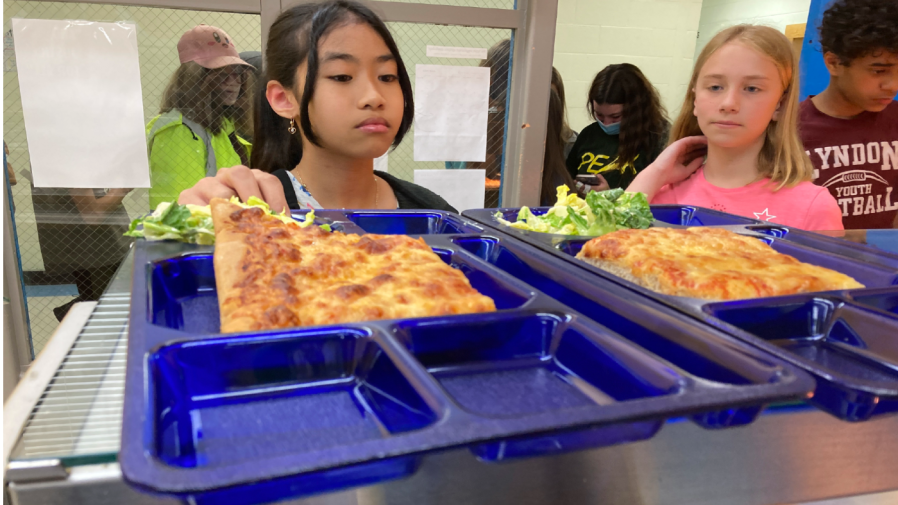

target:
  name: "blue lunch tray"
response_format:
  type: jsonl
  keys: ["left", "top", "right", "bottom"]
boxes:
{"left": 487, "top": 204, "right": 898, "bottom": 270}
{"left": 121, "top": 210, "right": 813, "bottom": 504}
{"left": 464, "top": 205, "right": 898, "bottom": 421}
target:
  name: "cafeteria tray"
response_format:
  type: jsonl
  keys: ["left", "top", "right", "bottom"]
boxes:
{"left": 476, "top": 204, "right": 898, "bottom": 270}
{"left": 120, "top": 210, "right": 813, "bottom": 504}
{"left": 464, "top": 206, "right": 898, "bottom": 422}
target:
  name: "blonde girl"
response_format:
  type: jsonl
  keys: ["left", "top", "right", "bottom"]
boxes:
{"left": 628, "top": 25, "right": 843, "bottom": 230}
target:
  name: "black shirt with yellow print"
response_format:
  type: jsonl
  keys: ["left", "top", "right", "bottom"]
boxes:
{"left": 565, "top": 122, "right": 667, "bottom": 190}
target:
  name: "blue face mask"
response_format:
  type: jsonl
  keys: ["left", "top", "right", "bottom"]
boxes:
{"left": 598, "top": 120, "right": 620, "bottom": 135}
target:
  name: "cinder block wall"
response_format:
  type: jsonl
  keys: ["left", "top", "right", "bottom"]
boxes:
{"left": 695, "top": 0, "right": 812, "bottom": 60}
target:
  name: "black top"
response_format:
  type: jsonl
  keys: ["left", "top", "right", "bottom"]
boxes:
{"left": 565, "top": 122, "right": 667, "bottom": 190}
{"left": 272, "top": 169, "right": 457, "bottom": 213}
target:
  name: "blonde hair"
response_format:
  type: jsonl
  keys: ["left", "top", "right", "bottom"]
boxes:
{"left": 669, "top": 25, "right": 813, "bottom": 189}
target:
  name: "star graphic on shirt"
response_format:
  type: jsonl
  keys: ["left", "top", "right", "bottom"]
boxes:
{"left": 753, "top": 208, "right": 776, "bottom": 222}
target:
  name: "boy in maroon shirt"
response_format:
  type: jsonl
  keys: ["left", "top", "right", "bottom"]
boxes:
{"left": 799, "top": 0, "right": 898, "bottom": 229}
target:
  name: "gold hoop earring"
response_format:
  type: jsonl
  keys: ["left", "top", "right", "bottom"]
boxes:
{"left": 288, "top": 118, "right": 297, "bottom": 134}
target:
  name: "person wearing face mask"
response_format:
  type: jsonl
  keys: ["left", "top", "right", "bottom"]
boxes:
{"left": 145, "top": 25, "right": 256, "bottom": 209}
{"left": 566, "top": 63, "right": 669, "bottom": 192}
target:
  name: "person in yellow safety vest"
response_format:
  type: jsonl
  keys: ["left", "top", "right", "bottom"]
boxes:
{"left": 146, "top": 25, "right": 255, "bottom": 209}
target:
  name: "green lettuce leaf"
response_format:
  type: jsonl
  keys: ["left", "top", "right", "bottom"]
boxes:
{"left": 495, "top": 184, "right": 653, "bottom": 236}
{"left": 125, "top": 199, "right": 327, "bottom": 244}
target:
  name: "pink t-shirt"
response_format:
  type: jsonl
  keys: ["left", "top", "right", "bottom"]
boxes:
{"left": 652, "top": 168, "right": 844, "bottom": 231}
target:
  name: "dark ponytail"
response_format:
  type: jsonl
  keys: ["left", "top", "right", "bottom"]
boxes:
{"left": 250, "top": 0, "right": 414, "bottom": 172}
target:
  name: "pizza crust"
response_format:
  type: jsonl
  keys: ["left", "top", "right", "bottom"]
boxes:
{"left": 576, "top": 256, "right": 677, "bottom": 298}
{"left": 210, "top": 199, "right": 261, "bottom": 333}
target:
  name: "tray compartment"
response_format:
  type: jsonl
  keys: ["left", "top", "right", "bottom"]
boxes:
{"left": 452, "top": 236, "right": 780, "bottom": 389}
{"left": 850, "top": 288, "right": 898, "bottom": 316}
{"left": 769, "top": 241, "right": 898, "bottom": 288}
{"left": 706, "top": 296, "right": 898, "bottom": 420}
{"left": 149, "top": 253, "right": 219, "bottom": 333}
{"left": 745, "top": 225, "right": 898, "bottom": 270}
{"left": 147, "top": 246, "right": 533, "bottom": 334}
{"left": 394, "top": 312, "right": 682, "bottom": 418}
{"left": 650, "top": 205, "right": 761, "bottom": 227}
{"left": 151, "top": 329, "right": 439, "bottom": 469}
{"left": 707, "top": 297, "right": 898, "bottom": 376}
{"left": 393, "top": 311, "right": 680, "bottom": 459}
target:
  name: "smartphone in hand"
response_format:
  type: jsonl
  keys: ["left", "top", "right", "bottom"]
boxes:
{"left": 576, "top": 174, "right": 609, "bottom": 191}
{"left": 575, "top": 174, "right": 602, "bottom": 185}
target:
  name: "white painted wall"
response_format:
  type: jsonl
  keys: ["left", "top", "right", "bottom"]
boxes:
{"left": 695, "top": 0, "right": 812, "bottom": 60}
{"left": 553, "top": 0, "right": 704, "bottom": 132}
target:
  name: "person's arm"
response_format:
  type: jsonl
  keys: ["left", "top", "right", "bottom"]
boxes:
{"left": 627, "top": 136, "right": 708, "bottom": 201}
{"left": 6, "top": 161, "right": 15, "bottom": 186}
{"left": 69, "top": 188, "right": 132, "bottom": 225}
{"left": 178, "top": 165, "right": 289, "bottom": 213}
{"left": 4, "top": 143, "right": 15, "bottom": 185}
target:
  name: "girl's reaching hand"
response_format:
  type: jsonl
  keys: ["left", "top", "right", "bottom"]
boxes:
{"left": 178, "top": 165, "right": 289, "bottom": 213}
{"left": 627, "top": 136, "right": 707, "bottom": 200}
{"left": 650, "top": 136, "right": 708, "bottom": 186}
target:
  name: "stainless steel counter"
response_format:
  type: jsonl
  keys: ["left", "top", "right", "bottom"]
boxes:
{"left": 7, "top": 408, "right": 898, "bottom": 505}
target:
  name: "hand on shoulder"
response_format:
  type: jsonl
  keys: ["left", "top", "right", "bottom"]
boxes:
{"left": 178, "top": 165, "right": 289, "bottom": 213}
{"left": 649, "top": 136, "right": 708, "bottom": 186}
{"left": 628, "top": 136, "right": 708, "bottom": 199}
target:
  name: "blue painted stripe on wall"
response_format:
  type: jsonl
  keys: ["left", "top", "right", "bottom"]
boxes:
{"left": 799, "top": 0, "right": 836, "bottom": 102}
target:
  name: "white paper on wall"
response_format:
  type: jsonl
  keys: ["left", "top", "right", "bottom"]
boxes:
{"left": 13, "top": 18, "right": 150, "bottom": 188}
{"left": 413, "top": 64, "right": 489, "bottom": 163}
{"left": 426, "top": 45, "right": 488, "bottom": 59}
{"left": 413, "top": 169, "right": 485, "bottom": 212}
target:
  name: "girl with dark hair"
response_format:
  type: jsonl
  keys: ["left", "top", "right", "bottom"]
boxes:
{"left": 541, "top": 86, "right": 577, "bottom": 206}
{"left": 178, "top": 0, "right": 454, "bottom": 212}
{"left": 566, "top": 63, "right": 669, "bottom": 192}
{"left": 147, "top": 25, "right": 256, "bottom": 208}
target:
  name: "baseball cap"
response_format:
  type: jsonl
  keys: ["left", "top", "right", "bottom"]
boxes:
{"left": 177, "top": 25, "right": 254, "bottom": 70}
{"left": 239, "top": 51, "right": 263, "bottom": 75}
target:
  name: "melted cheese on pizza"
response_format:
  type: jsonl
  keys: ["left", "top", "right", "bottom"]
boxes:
{"left": 576, "top": 227, "right": 864, "bottom": 300}
{"left": 210, "top": 199, "right": 496, "bottom": 333}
